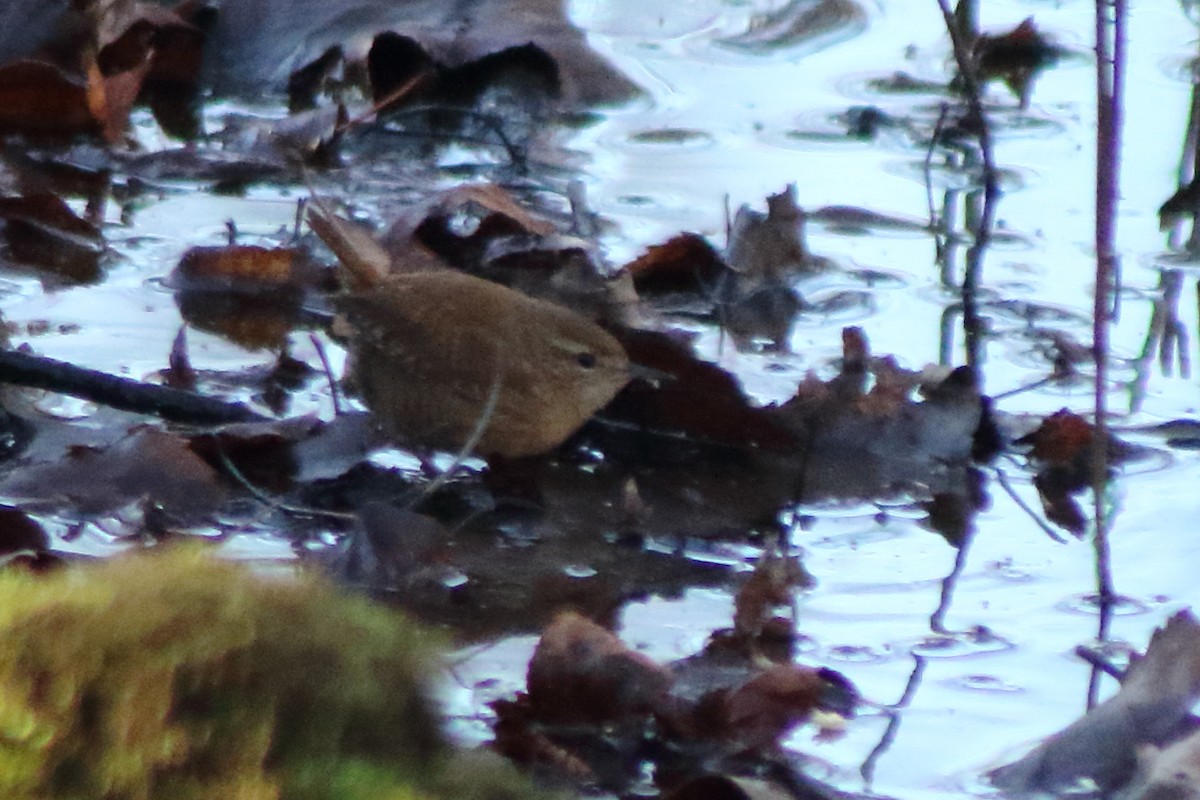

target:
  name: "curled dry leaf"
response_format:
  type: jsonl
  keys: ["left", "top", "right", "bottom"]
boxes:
{"left": 603, "top": 327, "right": 800, "bottom": 452}
{"left": 991, "top": 610, "right": 1200, "bottom": 794}
{"left": 525, "top": 610, "right": 674, "bottom": 725}
{"left": 380, "top": 183, "right": 558, "bottom": 274}
{"left": 972, "top": 17, "right": 1065, "bottom": 106}
{"left": 174, "top": 244, "right": 321, "bottom": 290}
{"left": 1015, "top": 408, "right": 1138, "bottom": 537}
{"left": 188, "top": 0, "right": 640, "bottom": 106}
{"left": 1019, "top": 408, "right": 1095, "bottom": 465}
{"left": 726, "top": 184, "right": 812, "bottom": 284}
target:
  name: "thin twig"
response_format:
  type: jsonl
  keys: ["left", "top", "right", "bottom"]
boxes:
{"left": 334, "top": 71, "right": 432, "bottom": 134}
{"left": 994, "top": 466, "right": 1068, "bottom": 544}
{"left": 925, "top": 102, "right": 950, "bottom": 235}
{"left": 1091, "top": 0, "right": 1126, "bottom": 635}
{"left": 212, "top": 444, "right": 356, "bottom": 521}
{"left": 308, "top": 333, "right": 344, "bottom": 416}
{"left": 400, "top": 368, "right": 502, "bottom": 509}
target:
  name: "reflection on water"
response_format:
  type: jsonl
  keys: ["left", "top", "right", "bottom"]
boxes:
{"left": 562, "top": 1, "right": 1200, "bottom": 797}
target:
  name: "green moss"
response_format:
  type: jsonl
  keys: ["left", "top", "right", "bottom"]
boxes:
{"left": 0, "top": 548, "right": 447, "bottom": 800}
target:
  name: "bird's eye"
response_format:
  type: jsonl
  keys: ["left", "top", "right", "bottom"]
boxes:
{"left": 576, "top": 352, "right": 597, "bottom": 369}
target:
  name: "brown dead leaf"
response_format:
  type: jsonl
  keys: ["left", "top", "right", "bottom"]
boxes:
{"left": 602, "top": 328, "right": 800, "bottom": 452}
{"left": 185, "top": 416, "right": 325, "bottom": 494}
{"left": 973, "top": 17, "right": 1064, "bottom": 106}
{"left": 525, "top": 610, "right": 674, "bottom": 725}
{"left": 726, "top": 185, "right": 812, "bottom": 283}
{"left": 0, "top": 427, "right": 227, "bottom": 520}
{"left": 169, "top": 243, "right": 328, "bottom": 349}
{"left": 88, "top": 53, "right": 153, "bottom": 144}
{"left": 1021, "top": 408, "right": 1094, "bottom": 464}
{"left": 733, "top": 552, "right": 811, "bottom": 641}
{"left": 0, "top": 193, "right": 105, "bottom": 283}
{"left": 491, "top": 698, "right": 598, "bottom": 783}
{"left": 175, "top": 245, "right": 307, "bottom": 288}
{"left": 991, "top": 610, "right": 1200, "bottom": 794}
{"left": 624, "top": 233, "right": 726, "bottom": 296}
{"left": 719, "top": 664, "right": 857, "bottom": 751}
{"left": 381, "top": 183, "right": 557, "bottom": 273}
{"left": 0, "top": 61, "right": 98, "bottom": 139}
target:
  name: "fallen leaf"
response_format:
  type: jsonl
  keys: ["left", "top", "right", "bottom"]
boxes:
{"left": 733, "top": 552, "right": 811, "bottom": 641}
{"left": 525, "top": 610, "right": 675, "bottom": 725}
{"left": 714, "top": 0, "right": 867, "bottom": 56}
{"left": 0, "top": 61, "right": 98, "bottom": 139}
{"left": 726, "top": 184, "right": 812, "bottom": 283}
{"left": 972, "top": 17, "right": 1065, "bottom": 106}
{"left": 0, "top": 426, "right": 227, "bottom": 520}
{"left": 159, "top": 0, "right": 641, "bottom": 107}
{"left": 990, "top": 610, "right": 1200, "bottom": 794}
{"left": 1119, "top": 732, "right": 1200, "bottom": 800}
{"left": 0, "top": 193, "right": 105, "bottom": 284}
{"left": 624, "top": 233, "right": 726, "bottom": 296}
{"left": 381, "top": 183, "right": 558, "bottom": 274}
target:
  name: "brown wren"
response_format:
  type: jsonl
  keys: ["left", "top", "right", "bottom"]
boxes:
{"left": 337, "top": 270, "right": 631, "bottom": 459}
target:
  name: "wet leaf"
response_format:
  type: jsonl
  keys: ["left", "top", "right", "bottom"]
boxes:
{"left": 185, "top": 415, "right": 325, "bottom": 494}
{"left": 0, "top": 193, "right": 105, "bottom": 283}
{"left": 733, "top": 552, "right": 811, "bottom": 641}
{"left": 0, "top": 426, "right": 227, "bottom": 520}
{"left": 602, "top": 328, "right": 800, "bottom": 452}
{"left": 714, "top": 0, "right": 868, "bottom": 56}
{"left": 1020, "top": 408, "right": 1095, "bottom": 465}
{"left": 174, "top": 244, "right": 314, "bottom": 289}
{"left": 169, "top": 244, "right": 332, "bottom": 349}
{"left": 726, "top": 185, "right": 813, "bottom": 283}
{"left": 525, "top": 610, "right": 675, "bottom": 725}
{"left": 0, "top": 60, "right": 83, "bottom": 131}
{"left": 991, "top": 611, "right": 1200, "bottom": 794}
{"left": 624, "top": 232, "right": 726, "bottom": 296}
{"left": 381, "top": 183, "right": 558, "bottom": 274}
{"left": 719, "top": 664, "right": 857, "bottom": 751}
{"left": 973, "top": 17, "right": 1065, "bottom": 106}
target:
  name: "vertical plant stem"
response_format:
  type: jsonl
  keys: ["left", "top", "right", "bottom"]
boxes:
{"left": 1089, "top": 0, "right": 1125, "bottom": 707}
{"left": 935, "top": 0, "right": 1000, "bottom": 373}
